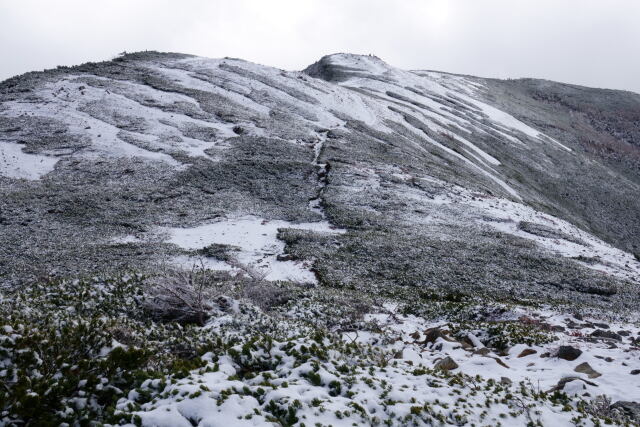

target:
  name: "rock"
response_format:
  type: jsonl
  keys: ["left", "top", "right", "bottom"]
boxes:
{"left": 550, "top": 325, "right": 566, "bottom": 332}
{"left": 574, "top": 362, "right": 601, "bottom": 379}
{"left": 549, "top": 376, "right": 598, "bottom": 392}
{"left": 557, "top": 346, "right": 582, "bottom": 361}
{"left": 326, "top": 129, "right": 341, "bottom": 139}
{"left": 618, "top": 330, "right": 631, "bottom": 337}
{"left": 566, "top": 320, "right": 582, "bottom": 329}
{"left": 423, "top": 327, "right": 443, "bottom": 344}
{"left": 458, "top": 339, "right": 474, "bottom": 350}
{"left": 517, "top": 348, "right": 537, "bottom": 358}
{"left": 276, "top": 253, "right": 295, "bottom": 261}
{"left": 496, "top": 349, "right": 510, "bottom": 357}
{"left": 593, "top": 322, "right": 610, "bottom": 329}
{"left": 473, "top": 348, "right": 491, "bottom": 356}
{"left": 493, "top": 357, "right": 510, "bottom": 369}
{"left": 610, "top": 401, "right": 640, "bottom": 422}
{"left": 631, "top": 369, "right": 640, "bottom": 375}
{"left": 573, "top": 313, "right": 584, "bottom": 321}
{"left": 590, "top": 329, "right": 622, "bottom": 341}
{"left": 481, "top": 356, "right": 510, "bottom": 369}
{"left": 421, "top": 327, "right": 456, "bottom": 344}
{"left": 500, "top": 376, "right": 512, "bottom": 386}
{"left": 434, "top": 356, "right": 458, "bottom": 371}
{"left": 466, "top": 333, "right": 484, "bottom": 348}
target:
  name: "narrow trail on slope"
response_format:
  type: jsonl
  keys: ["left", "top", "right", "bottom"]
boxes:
{"left": 308, "top": 129, "right": 332, "bottom": 220}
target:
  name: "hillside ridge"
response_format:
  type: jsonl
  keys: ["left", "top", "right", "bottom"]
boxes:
{"left": 1, "top": 50, "right": 640, "bottom": 426}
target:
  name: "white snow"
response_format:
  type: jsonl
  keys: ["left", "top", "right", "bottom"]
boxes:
{"left": 402, "top": 119, "right": 521, "bottom": 199}
{"left": 469, "top": 196, "right": 640, "bottom": 282}
{"left": 113, "top": 301, "right": 640, "bottom": 427}
{"left": 390, "top": 175, "right": 640, "bottom": 284}
{"left": 0, "top": 141, "right": 58, "bottom": 180}
{"left": 471, "top": 100, "right": 573, "bottom": 152}
{"left": 364, "top": 306, "right": 640, "bottom": 404}
{"left": 110, "top": 235, "right": 141, "bottom": 245}
{"left": 326, "top": 54, "right": 573, "bottom": 157}
{"left": 1, "top": 54, "right": 575, "bottom": 198}
{"left": 163, "top": 216, "right": 345, "bottom": 283}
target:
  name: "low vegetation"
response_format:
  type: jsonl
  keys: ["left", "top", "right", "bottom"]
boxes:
{"left": 1, "top": 271, "right": 636, "bottom": 426}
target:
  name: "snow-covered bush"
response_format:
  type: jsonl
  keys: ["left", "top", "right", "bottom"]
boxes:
{"left": 0, "top": 275, "right": 214, "bottom": 424}
{"left": 144, "top": 266, "right": 219, "bottom": 326}
{"left": 1, "top": 273, "right": 636, "bottom": 426}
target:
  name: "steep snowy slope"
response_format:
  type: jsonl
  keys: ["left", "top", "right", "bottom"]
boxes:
{"left": 2, "top": 51, "right": 640, "bottom": 427}
{"left": 0, "top": 51, "right": 639, "bottom": 309}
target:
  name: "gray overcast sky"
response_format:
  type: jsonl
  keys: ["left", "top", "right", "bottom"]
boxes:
{"left": 1, "top": 0, "right": 639, "bottom": 93}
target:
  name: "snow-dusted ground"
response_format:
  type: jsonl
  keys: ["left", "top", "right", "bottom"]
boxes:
{"left": 163, "top": 216, "right": 345, "bottom": 283}
{"left": 472, "top": 197, "right": 640, "bottom": 282}
{"left": 383, "top": 165, "right": 640, "bottom": 285}
{"left": 2, "top": 79, "right": 185, "bottom": 166}
{"left": 0, "top": 141, "right": 58, "bottom": 179}
{"left": 2, "top": 53, "right": 573, "bottom": 189}
{"left": 323, "top": 53, "right": 569, "bottom": 152}
{"left": 124, "top": 355, "right": 585, "bottom": 427}
{"left": 3, "top": 52, "right": 640, "bottom": 426}
{"left": 364, "top": 306, "right": 640, "bottom": 404}
{"left": 153, "top": 47, "right": 633, "bottom": 288}
{"left": 10, "top": 52, "right": 634, "bottom": 281}
{"left": 436, "top": 187, "right": 640, "bottom": 283}
{"left": 114, "top": 301, "right": 639, "bottom": 427}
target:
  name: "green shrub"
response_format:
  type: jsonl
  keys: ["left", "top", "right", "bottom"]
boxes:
{"left": 0, "top": 275, "right": 218, "bottom": 424}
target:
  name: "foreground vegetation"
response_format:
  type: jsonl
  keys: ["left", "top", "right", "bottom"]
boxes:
{"left": 0, "top": 272, "right": 636, "bottom": 426}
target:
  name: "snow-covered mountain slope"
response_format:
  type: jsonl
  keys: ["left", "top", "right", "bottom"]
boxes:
{"left": 0, "top": 51, "right": 639, "bottom": 310}
{"left": 2, "top": 51, "right": 640, "bottom": 427}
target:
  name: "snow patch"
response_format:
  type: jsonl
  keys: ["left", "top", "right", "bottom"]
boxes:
{"left": 163, "top": 216, "right": 345, "bottom": 283}
{"left": 0, "top": 141, "right": 58, "bottom": 180}
{"left": 473, "top": 198, "right": 640, "bottom": 282}
{"left": 418, "top": 185, "right": 640, "bottom": 283}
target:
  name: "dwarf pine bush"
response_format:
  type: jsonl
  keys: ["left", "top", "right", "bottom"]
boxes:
{"left": 0, "top": 275, "right": 218, "bottom": 425}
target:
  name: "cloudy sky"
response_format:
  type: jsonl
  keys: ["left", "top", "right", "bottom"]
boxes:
{"left": 1, "top": 0, "right": 639, "bottom": 93}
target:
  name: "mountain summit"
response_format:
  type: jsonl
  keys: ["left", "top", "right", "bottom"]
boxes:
{"left": 1, "top": 51, "right": 638, "bottom": 299}
{"left": 1, "top": 52, "right": 639, "bottom": 425}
